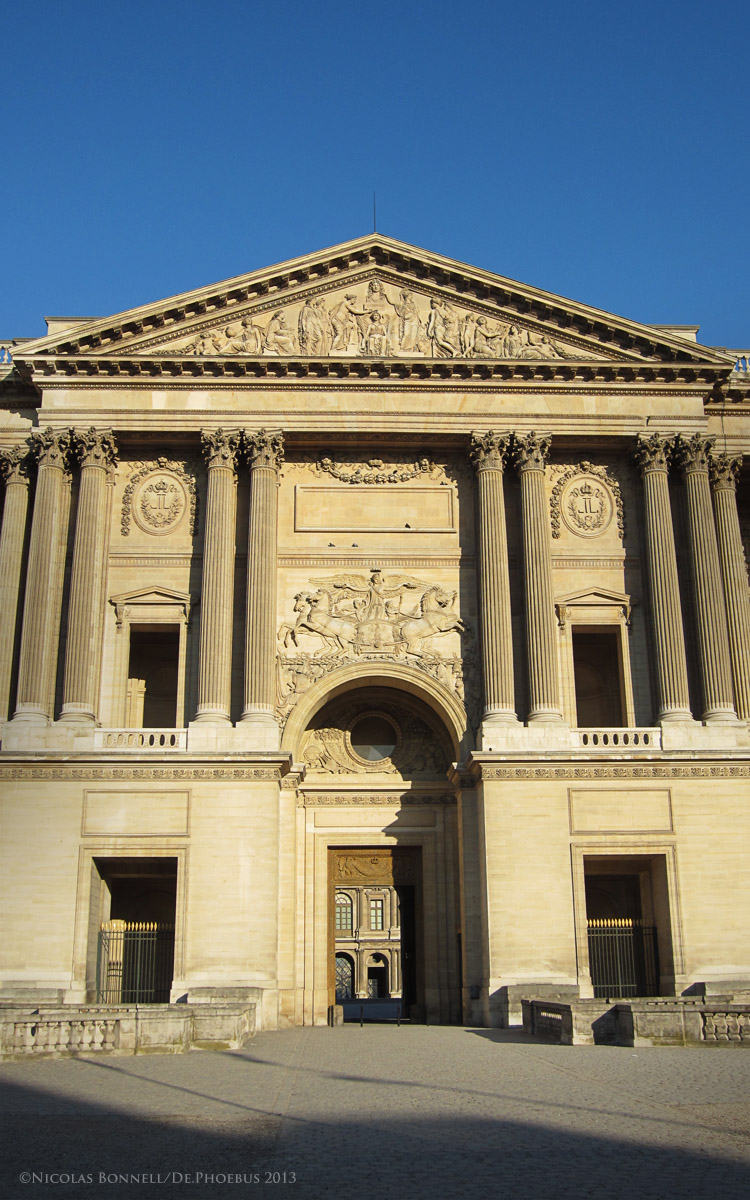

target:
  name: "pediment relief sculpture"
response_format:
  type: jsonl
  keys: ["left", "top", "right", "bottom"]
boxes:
{"left": 166, "top": 278, "right": 604, "bottom": 362}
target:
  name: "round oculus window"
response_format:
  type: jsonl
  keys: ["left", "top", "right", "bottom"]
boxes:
{"left": 350, "top": 715, "right": 397, "bottom": 762}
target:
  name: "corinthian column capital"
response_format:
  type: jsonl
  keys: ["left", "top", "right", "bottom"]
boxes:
{"left": 72, "top": 428, "right": 118, "bottom": 471}
{"left": 202, "top": 428, "right": 240, "bottom": 470}
{"left": 512, "top": 432, "right": 551, "bottom": 473}
{"left": 31, "top": 427, "right": 71, "bottom": 470}
{"left": 0, "top": 444, "right": 32, "bottom": 484}
{"left": 634, "top": 433, "right": 671, "bottom": 475}
{"left": 244, "top": 429, "right": 284, "bottom": 471}
{"left": 709, "top": 452, "right": 742, "bottom": 491}
{"left": 674, "top": 434, "right": 714, "bottom": 475}
{"left": 470, "top": 432, "right": 510, "bottom": 473}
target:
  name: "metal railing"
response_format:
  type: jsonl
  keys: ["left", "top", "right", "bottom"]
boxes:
{"left": 587, "top": 918, "right": 659, "bottom": 998}
{"left": 96, "top": 921, "right": 175, "bottom": 1004}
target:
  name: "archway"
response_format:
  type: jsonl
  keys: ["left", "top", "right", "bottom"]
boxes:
{"left": 285, "top": 677, "right": 463, "bottom": 1025}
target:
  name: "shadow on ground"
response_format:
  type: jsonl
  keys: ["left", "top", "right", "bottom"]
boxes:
{"left": 1, "top": 1059, "right": 748, "bottom": 1200}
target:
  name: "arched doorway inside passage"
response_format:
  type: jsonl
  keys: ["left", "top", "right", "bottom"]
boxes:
{"left": 278, "top": 667, "right": 469, "bottom": 1027}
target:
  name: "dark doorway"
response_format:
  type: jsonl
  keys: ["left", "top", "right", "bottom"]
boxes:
{"left": 92, "top": 857, "right": 177, "bottom": 1003}
{"left": 584, "top": 865, "right": 660, "bottom": 998}
{"left": 572, "top": 629, "right": 624, "bottom": 726}
{"left": 127, "top": 627, "right": 180, "bottom": 727}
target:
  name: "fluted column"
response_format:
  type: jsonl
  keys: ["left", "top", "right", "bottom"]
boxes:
{"left": 241, "top": 429, "right": 283, "bottom": 743}
{"left": 512, "top": 432, "right": 563, "bottom": 722}
{"left": 0, "top": 446, "right": 31, "bottom": 722}
{"left": 61, "top": 429, "right": 117, "bottom": 723}
{"left": 13, "top": 429, "right": 71, "bottom": 724}
{"left": 709, "top": 454, "right": 750, "bottom": 720}
{"left": 194, "top": 429, "right": 239, "bottom": 723}
{"left": 634, "top": 435, "right": 691, "bottom": 721}
{"left": 470, "top": 432, "right": 517, "bottom": 728}
{"left": 671, "top": 435, "right": 736, "bottom": 721}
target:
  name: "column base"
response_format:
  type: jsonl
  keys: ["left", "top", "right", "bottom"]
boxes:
{"left": 9, "top": 708, "right": 49, "bottom": 726}
{"left": 478, "top": 713, "right": 521, "bottom": 751}
{"left": 191, "top": 710, "right": 232, "bottom": 724}
{"left": 526, "top": 709, "right": 566, "bottom": 724}
{"left": 58, "top": 708, "right": 96, "bottom": 726}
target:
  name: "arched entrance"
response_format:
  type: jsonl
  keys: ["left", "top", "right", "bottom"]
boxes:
{"left": 284, "top": 678, "right": 463, "bottom": 1025}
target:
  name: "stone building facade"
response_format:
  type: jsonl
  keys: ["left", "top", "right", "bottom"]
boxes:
{"left": 1, "top": 235, "right": 749, "bottom": 1030}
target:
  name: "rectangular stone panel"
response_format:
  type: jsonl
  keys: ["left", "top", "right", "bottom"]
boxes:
{"left": 294, "top": 486, "right": 455, "bottom": 532}
{"left": 82, "top": 790, "right": 190, "bottom": 835}
{"left": 569, "top": 788, "right": 673, "bottom": 833}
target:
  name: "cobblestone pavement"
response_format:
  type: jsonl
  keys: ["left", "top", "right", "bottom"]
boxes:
{"left": 1, "top": 1026, "right": 749, "bottom": 1199}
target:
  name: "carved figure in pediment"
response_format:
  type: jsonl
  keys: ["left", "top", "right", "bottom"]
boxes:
{"left": 473, "top": 317, "right": 508, "bottom": 358}
{"left": 191, "top": 328, "right": 226, "bottom": 355}
{"left": 298, "top": 298, "right": 333, "bottom": 355}
{"left": 225, "top": 318, "right": 264, "bottom": 354}
{"left": 363, "top": 310, "right": 393, "bottom": 356}
{"left": 505, "top": 325, "right": 523, "bottom": 357}
{"left": 264, "top": 310, "right": 298, "bottom": 354}
{"left": 393, "top": 290, "right": 426, "bottom": 352}
{"left": 329, "top": 293, "right": 361, "bottom": 351}
{"left": 427, "top": 299, "right": 460, "bottom": 357}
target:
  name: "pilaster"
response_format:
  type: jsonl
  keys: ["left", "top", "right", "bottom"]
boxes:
{"left": 708, "top": 453, "right": 750, "bottom": 720}
{"left": 0, "top": 446, "right": 31, "bottom": 722}
{"left": 13, "top": 429, "right": 72, "bottom": 725}
{"left": 512, "top": 432, "right": 564, "bottom": 723}
{"left": 240, "top": 429, "right": 283, "bottom": 748}
{"left": 470, "top": 432, "right": 518, "bottom": 744}
{"left": 634, "top": 435, "right": 692, "bottom": 723}
{"left": 61, "top": 429, "right": 117, "bottom": 724}
{"left": 674, "top": 436, "right": 736, "bottom": 722}
{"left": 193, "top": 429, "right": 239, "bottom": 724}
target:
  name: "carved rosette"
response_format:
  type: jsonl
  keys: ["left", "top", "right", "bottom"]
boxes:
{"left": 470, "top": 431, "right": 510, "bottom": 473}
{"left": 634, "top": 434, "right": 671, "bottom": 475}
{"left": 121, "top": 457, "right": 198, "bottom": 537}
{"left": 512, "top": 432, "right": 551, "bottom": 473}
{"left": 550, "top": 461, "right": 623, "bottom": 540}
{"left": 201, "top": 428, "right": 240, "bottom": 470}
{"left": 73, "top": 428, "right": 118, "bottom": 472}
{"left": 709, "top": 453, "right": 742, "bottom": 492}
{"left": 674, "top": 435, "right": 714, "bottom": 476}
{"left": 31, "top": 428, "right": 71, "bottom": 471}
{"left": 0, "top": 445, "right": 31, "bottom": 484}
{"left": 245, "top": 429, "right": 284, "bottom": 472}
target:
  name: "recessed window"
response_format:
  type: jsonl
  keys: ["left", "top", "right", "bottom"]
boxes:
{"left": 370, "top": 898, "right": 384, "bottom": 930}
{"left": 350, "top": 715, "right": 397, "bottom": 761}
{"left": 335, "top": 894, "right": 353, "bottom": 932}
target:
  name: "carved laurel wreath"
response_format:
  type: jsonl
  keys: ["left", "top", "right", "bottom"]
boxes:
{"left": 550, "top": 461, "right": 624, "bottom": 540}
{"left": 121, "top": 457, "right": 198, "bottom": 537}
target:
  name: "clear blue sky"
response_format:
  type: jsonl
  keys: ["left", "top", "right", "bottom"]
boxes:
{"left": 3, "top": 0, "right": 748, "bottom": 347}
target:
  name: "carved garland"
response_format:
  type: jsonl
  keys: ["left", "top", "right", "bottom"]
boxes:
{"left": 121, "top": 457, "right": 198, "bottom": 537}
{"left": 314, "top": 453, "right": 450, "bottom": 485}
{"left": 550, "top": 461, "right": 624, "bottom": 540}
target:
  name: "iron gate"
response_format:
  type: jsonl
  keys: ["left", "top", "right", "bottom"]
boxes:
{"left": 587, "top": 918, "right": 659, "bottom": 998}
{"left": 96, "top": 921, "right": 175, "bottom": 1003}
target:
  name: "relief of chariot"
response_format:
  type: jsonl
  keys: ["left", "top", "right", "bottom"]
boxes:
{"left": 279, "top": 569, "right": 464, "bottom": 658}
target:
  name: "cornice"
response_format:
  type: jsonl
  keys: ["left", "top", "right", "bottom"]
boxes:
{"left": 17, "top": 355, "right": 727, "bottom": 388}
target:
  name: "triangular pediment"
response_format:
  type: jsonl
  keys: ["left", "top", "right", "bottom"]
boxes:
{"left": 12, "top": 236, "right": 734, "bottom": 369}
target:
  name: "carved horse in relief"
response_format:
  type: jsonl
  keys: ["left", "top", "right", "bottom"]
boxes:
{"left": 280, "top": 590, "right": 358, "bottom": 656}
{"left": 395, "top": 587, "right": 465, "bottom": 654}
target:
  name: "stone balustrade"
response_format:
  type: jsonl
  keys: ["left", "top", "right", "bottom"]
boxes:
{"left": 0, "top": 1002, "right": 256, "bottom": 1059}
{"left": 572, "top": 728, "right": 661, "bottom": 750}
{"left": 94, "top": 729, "right": 187, "bottom": 750}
